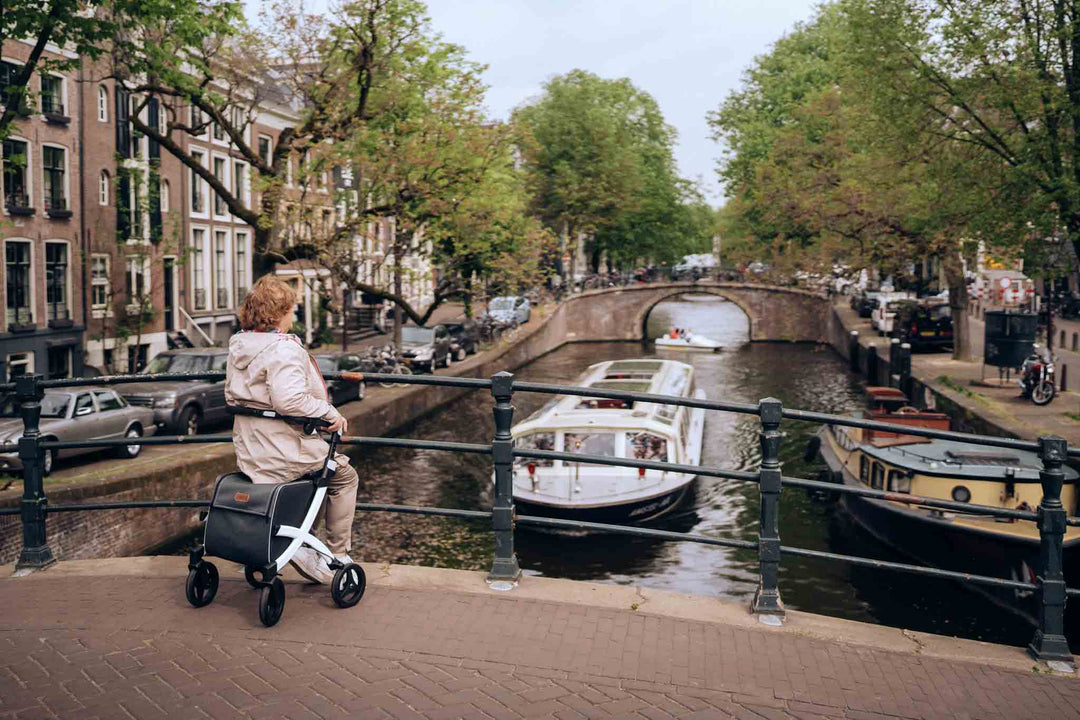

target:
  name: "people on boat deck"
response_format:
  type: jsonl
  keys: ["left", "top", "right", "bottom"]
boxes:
{"left": 669, "top": 327, "right": 679, "bottom": 339}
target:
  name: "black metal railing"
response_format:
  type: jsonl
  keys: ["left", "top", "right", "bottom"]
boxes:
{"left": 1, "top": 369, "right": 1077, "bottom": 663}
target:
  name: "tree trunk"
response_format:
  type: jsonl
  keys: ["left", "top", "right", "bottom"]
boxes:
{"left": 942, "top": 254, "right": 970, "bottom": 361}
{"left": 341, "top": 287, "right": 349, "bottom": 351}
{"left": 463, "top": 275, "right": 473, "bottom": 318}
{"left": 568, "top": 223, "right": 577, "bottom": 295}
{"left": 393, "top": 250, "right": 403, "bottom": 347}
{"left": 589, "top": 243, "right": 601, "bottom": 274}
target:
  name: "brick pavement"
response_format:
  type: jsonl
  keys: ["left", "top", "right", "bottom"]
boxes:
{"left": 2, "top": 563, "right": 1078, "bottom": 720}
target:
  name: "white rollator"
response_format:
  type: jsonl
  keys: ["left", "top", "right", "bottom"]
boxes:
{"left": 185, "top": 409, "right": 365, "bottom": 627}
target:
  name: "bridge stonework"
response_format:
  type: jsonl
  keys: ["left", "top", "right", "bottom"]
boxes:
{"left": 562, "top": 282, "right": 832, "bottom": 343}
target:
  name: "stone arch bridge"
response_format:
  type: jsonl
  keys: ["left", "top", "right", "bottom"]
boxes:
{"left": 562, "top": 282, "right": 831, "bottom": 343}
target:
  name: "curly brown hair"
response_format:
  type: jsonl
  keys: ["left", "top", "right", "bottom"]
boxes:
{"left": 237, "top": 276, "right": 297, "bottom": 332}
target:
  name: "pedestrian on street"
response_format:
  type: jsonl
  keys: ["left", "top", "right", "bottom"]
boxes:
{"left": 225, "top": 275, "right": 360, "bottom": 584}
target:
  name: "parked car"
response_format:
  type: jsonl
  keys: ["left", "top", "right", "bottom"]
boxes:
{"left": 398, "top": 325, "right": 452, "bottom": 372}
{"left": 486, "top": 296, "right": 531, "bottom": 325}
{"left": 851, "top": 290, "right": 882, "bottom": 318}
{"left": 313, "top": 352, "right": 366, "bottom": 405}
{"left": 0, "top": 388, "right": 156, "bottom": 476}
{"left": 871, "top": 293, "right": 915, "bottom": 334}
{"left": 118, "top": 348, "right": 229, "bottom": 435}
{"left": 894, "top": 302, "right": 953, "bottom": 351}
{"left": 445, "top": 321, "right": 478, "bottom": 361}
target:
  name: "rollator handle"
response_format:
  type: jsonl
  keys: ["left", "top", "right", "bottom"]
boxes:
{"left": 315, "top": 431, "right": 342, "bottom": 488}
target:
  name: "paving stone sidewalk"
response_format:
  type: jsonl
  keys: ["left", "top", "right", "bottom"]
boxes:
{"left": 2, "top": 567, "right": 1078, "bottom": 720}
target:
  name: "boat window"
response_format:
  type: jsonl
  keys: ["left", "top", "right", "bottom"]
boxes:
{"left": 887, "top": 470, "right": 911, "bottom": 493}
{"left": 627, "top": 432, "right": 667, "bottom": 461}
{"left": 859, "top": 456, "right": 869, "bottom": 483}
{"left": 871, "top": 462, "right": 884, "bottom": 490}
{"left": 576, "top": 398, "right": 631, "bottom": 410}
{"left": 513, "top": 432, "right": 555, "bottom": 468}
{"left": 564, "top": 432, "right": 616, "bottom": 467}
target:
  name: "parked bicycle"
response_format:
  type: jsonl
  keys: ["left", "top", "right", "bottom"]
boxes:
{"left": 358, "top": 344, "right": 412, "bottom": 388}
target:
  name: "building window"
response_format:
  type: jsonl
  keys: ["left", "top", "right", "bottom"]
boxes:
{"left": 97, "top": 85, "right": 108, "bottom": 122}
{"left": 41, "top": 75, "right": 64, "bottom": 116}
{"left": 126, "top": 345, "right": 149, "bottom": 373}
{"left": 99, "top": 170, "right": 109, "bottom": 206}
{"left": 235, "top": 232, "right": 248, "bottom": 304}
{"left": 161, "top": 179, "right": 170, "bottom": 212}
{"left": 42, "top": 146, "right": 66, "bottom": 211}
{"left": 3, "top": 139, "right": 29, "bottom": 211}
{"left": 126, "top": 256, "right": 146, "bottom": 302}
{"left": 45, "top": 242, "right": 68, "bottom": 321}
{"left": 47, "top": 346, "right": 70, "bottom": 380}
{"left": 7, "top": 352, "right": 33, "bottom": 381}
{"left": 190, "top": 150, "right": 205, "bottom": 213}
{"left": 258, "top": 135, "right": 272, "bottom": 165}
{"left": 5, "top": 241, "right": 31, "bottom": 325}
{"left": 212, "top": 156, "right": 227, "bottom": 215}
{"left": 214, "top": 230, "right": 228, "bottom": 308}
{"left": 116, "top": 88, "right": 131, "bottom": 159}
{"left": 91, "top": 255, "right": 109, "bottom": 308}
{"left": 233, "top": 160, "right": 246, "bottom": 207}
{"left": 191, "top": 105, "right": 206, "bottom": 136}
{"left": 192, "top": 229, "right": 206, "bottom": 309}
{"left": 0, "top": 61, "right": 24, "bottom": 111}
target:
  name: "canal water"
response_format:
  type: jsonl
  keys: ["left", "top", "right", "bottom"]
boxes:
{"left": 164, "top": 294, "right": 1071, "bottom": 648}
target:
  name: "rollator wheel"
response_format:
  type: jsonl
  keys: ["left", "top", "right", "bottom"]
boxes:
{"left": 258, "top": 577, "right": 286, "bottom": 627}
{"left": 331, "top": 563, "right": 366, "bottom": 608}
{"left": 244, "top": 566, "right": 261, "bottom": 588}
{"left": 185, "top": 562, "right": 219, "bottom": 608}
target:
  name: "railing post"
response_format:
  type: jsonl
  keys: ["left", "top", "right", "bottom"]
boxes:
{"left": 849, "top": 330, "right": 859, "bottom": 372}
{"left": 15, "top": 374, "right": 54, "bottom": 572}
{"left": 488, "top": 371, "right": 521, "bottom": 585}
{"left": 899, "top": 343, "right": 912, "bottom": 397}
{"left": 1028, "top": 435, "right": 1073, "bottom": 664}
{"left": 751, "top": 397, "right": 785, "bottom": 619}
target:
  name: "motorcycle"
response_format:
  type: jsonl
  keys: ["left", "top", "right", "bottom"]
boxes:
{"left": 1020, "top": 347, "right": 1057, "bottom": 405}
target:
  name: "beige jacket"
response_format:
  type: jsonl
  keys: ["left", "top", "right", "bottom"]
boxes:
{"left": 225, "top": 331, "right": 343, "bottom": 484}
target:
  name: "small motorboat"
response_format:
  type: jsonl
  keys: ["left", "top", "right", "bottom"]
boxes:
{"left": 655, "top": 329, "right": 722, "bottom": 351}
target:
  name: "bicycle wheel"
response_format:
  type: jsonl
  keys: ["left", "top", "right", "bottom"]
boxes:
{"left": 393, "top": 365, "right": 412, "bottom": 387}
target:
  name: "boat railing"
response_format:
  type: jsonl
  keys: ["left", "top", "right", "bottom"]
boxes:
{"left": 1, "top": 369, "right": 1078, "bottom": 664}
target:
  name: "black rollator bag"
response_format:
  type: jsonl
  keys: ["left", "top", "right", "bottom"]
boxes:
{"left": 183, "top": 406, "right": 366, "bottom": 626}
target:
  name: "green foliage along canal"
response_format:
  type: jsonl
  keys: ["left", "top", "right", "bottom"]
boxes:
{"left": 165, "top": 294, "right": 1071, "bottom": 647}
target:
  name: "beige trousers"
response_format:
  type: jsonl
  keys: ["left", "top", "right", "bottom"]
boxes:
{"left": 315, "top": 453, "right": 359, "bottom": 555}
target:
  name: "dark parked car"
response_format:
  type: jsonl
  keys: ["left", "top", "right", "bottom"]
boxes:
{"left": 313, "top": 352, "right": 366, "bottom": 405}
{"left": 851, "top": 291, "right": 881, "bottom": 319}
{"left": 445, "top": 321, "right": 478, "bottom": 362}
{"left": 894, "top": 302, "right": 953, "bottom": 351}
{"left": 118, "top": 349, "right": 229, "bottom": 435}
{"left": 398, "top": 325, "right": 452, "bottom": 372}
{"left": 0, "top": 388, "right": 156, "bottom": 475}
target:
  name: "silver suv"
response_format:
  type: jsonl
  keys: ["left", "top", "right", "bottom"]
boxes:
{"left": 119, "top": 349, "right": 229, "bottom": 435}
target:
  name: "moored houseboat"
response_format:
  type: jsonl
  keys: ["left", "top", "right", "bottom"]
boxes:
{"left": 813, "top": 387, "right": 1079, "bottom": 611}
{"left": 511, "top": 359, "right": 706, "bottom": 523}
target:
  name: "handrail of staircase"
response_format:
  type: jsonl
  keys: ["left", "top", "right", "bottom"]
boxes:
{"left": 178, "top": 307, "right": 217, "bottom": 347}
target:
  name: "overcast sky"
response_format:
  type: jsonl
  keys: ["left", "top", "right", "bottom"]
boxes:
{"left": 423, "top": 0, "right": 821, "bottom": 204}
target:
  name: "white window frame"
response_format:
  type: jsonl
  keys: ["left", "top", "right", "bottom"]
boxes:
{"left": 189, "top": 149, "right": 209, "bottom": 219}
{"left": 232, "top": 158, "right": 248, "bottom": 212}
{"left": 190, "top": 225, "right": 210, "bottom": 311}
{"left": 122, "top": 170, "right": 149, "bottom": 246}
{"left": 234, "top": 230, "right": 250, "bottom": 305}
{"left": 210, "top": 151, "right": 230, "bottom": 220}
{"left": 40, "top": 142, "right": 69, "bottom": 212}
{"left": 212, "top": 229, "right": 231, "bottom": 310}
{"left": 4, "top": 238, "right": 34, "bottom": 328}
{"left": 44, "top": 239, "right": 71, "bottom": 322}
{"left": 6, "top": 352, "right": 34, "bottom": 381}
{"left": 257, "top": 134, "right": 273, "bottom": 166}
{"left": 190, "top": 105, "right": 209, "bottom": 140}
{"left": 97, "top": 85, "right": 108, "bottom": 122}
{"left": 99, "top": 169, "right": 109, "bottom": 206}
{"left": 90, "top": 253, "right": 110, "bottom": 311}
{"left": 40, "top": 73, "right": 67, "bottom": 117}
{"left": 161, "top": 179, "right": 170, "bottom": 213}
{"left": 125, "top": 255, "right": 151, "bottom": 310}
{"left": 2, "top": 136, "right": 32, "bottom": 215}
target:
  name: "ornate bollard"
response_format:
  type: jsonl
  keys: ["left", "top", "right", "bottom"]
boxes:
{"left": 865, "top": 345, "right": 878, "bottom": 386}
{"left": 849, "top": 331, "right": 859, "bottom": 373}
{"left": 751, "top": 397, "right": 785, "bottom": 618}
{"left": 488, "top": 371, "right": 521, "bottom": 585}
{"left": 898, "top": 343, "right": 912, "bottom": 397}
{"left": 1028, "top": 436, "right": 1072, "bottom": 663}
{"left": 15, "top": 374, "right": 54, "bottom": 571}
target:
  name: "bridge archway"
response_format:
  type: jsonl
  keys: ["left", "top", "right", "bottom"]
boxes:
{"left": 561, "top": 282, "right": 830, "bottom": 344}
{"left": 637, "top": 290, "right": 753, "bottom": 343}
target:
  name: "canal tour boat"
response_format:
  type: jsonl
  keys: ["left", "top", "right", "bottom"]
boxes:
{"left": 812, "top": 386, "right": 1080, "bottom": 610}
{"left": 511, "top": 359, "right": 707, "bottom": 523}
